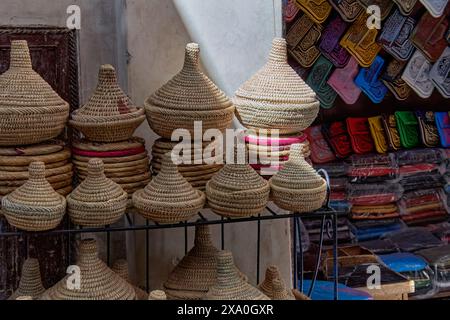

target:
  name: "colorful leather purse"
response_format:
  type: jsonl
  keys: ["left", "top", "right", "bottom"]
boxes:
{"left": 395, "top": 111, "right": 420, "bottom": 149}
{"left": 382, "top": 114, "right": 402, "bottom": 151}
{"left": 357, "top": 0, "right": 394, "bottom": 20}
{"left": 306, "top": 56, "right": 337, "bottom": 109}
{"left": 393, "top": 0, "right": 418, "bottom": 16}
{"left": 354, "top": 55, "right": 388, "bottom": 103}
{"left": 295, "top": 0, "right": 333, "bottom": 24}
{"left": 328, "top": 57, "right": 361, "bottom": 105}
{"left": 319, "top": 15, "right": 351, "bottom": 68}
{"left": 329, "top": 0, "right": 363, "bottom": 22}
{"left": 304, "top": 125, "right": 337, "bottom": 164}
{"left": 378, "top": 9, "right": 415, "bottom": 61}
{"left": 285, "top": 0, "right": 301, "bottom": 23}
{"left": 411, "top": 8, "right": 449, "bottom": 62}
{"left": 419, "top": 0, "right": 449, "bottom": 18}
{"left": 286, "top": 13, "right": 322, "bottom": 68}
{"left": 340, "top": 12, "right": 382, "bottom": 67}
{"left": 381, "top": 60, "right": 411, "bottom": 101}
{"left": 401, "top": 50, "right": 435, "bottom": 99}
{"left": 435, "top": 112, "right": 450, "bottom": 147}
{"left": 415, "top": 111, "right": 440, "bottom": 147}
{"left": 346, "top": 117, "right": 375, "bottom": 154}
{"left": 322, "top": 121, "right": 354, "bottom": 158}
{"left": 430, "top": 47, "right": 450, "bottom": 98}
{"left": 368, "top": 116, "right": 389, "bottom": 154}
{"left": 351, "top": 204, "right": 400, "bottom": 220}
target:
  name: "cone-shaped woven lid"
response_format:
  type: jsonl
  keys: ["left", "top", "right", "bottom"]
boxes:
{"left": 271, "top": 144, "right": 325, "bottom": 190}
{"left": 41, "top": 239, "right": 136, "bottom": 300}
{"left": 149, "top": 290, "right": 167, "bottom": 300}
{"left": 204, "top": 251, "right": 269, "bottom": 300}
{"left": 9, "top": 258, "right": 45, "bottom": 300}
{"left": 112, "top": 259, "right": 149, "bottom": 301}
{"left": 235, "top": 38, "right": 317, "bottom": 104}
{"left": 258, "top": 266, "right": 293, "bottom": 300}
{"left": 146, "top": 43, "right": 232, "bottom": 111}
{"left": 0, "top": 40, "right": 68, "bottom": 109}
{"left": 72, "top": 65, "right": 143, "bottom": 121}
{"left": 69, "top": 159, "right": 126, "bottom": 202}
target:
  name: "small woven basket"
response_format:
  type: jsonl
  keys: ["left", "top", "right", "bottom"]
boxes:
{"left": 145, "top": 43, "right": 235, "bottom": 139}
{"left": 270, "top": 144, "right": 327, "bottom": 213}
{"left": 1, "top": 162, "right": 66, "bottom": 231}
{"left": 70, "top": 65, "right": 145, "bottom": 142}
{"left": 67, "top": 159, "right": 127, "bottom": 227}
{"left": 133, "top": 153, "right": 205, "bottom": 224}
{"left": 41, "top": 239, "right": 136, "bottom": 300}
{"left": 8, "top": 258, "right": 45, "bottom": 300}
{"left": 258, "top": 266, "right": 294, "bottom": 300}
{"left": 234, "top": 38, "right": 320, "bottom": 134}
{"left": 112, "top": 259, "right": 149, "bottom": 300}
{"left": 0, "top": 40, "right": 69, "bottom": 146}
{"left": 149, "top": 290, "right": 167, "bottom": 300}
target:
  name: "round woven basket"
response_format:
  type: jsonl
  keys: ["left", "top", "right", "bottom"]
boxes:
{"left": 73, "top": 137, "right": 146, "bottom": 152}
{"left": 1, "top": 162, "right": 66, "bottom": 231}
{"left": 8, "top": 258, "right": 45, "bottom": 300}
{"left": 0, "top": 148, "right": 71, "bottom": 166}
{"left": 0, "top": 140, "right": 65, "bottom": 156}
{"left": 269, "top": 144, "right": 327, "bottom": 213}
{"left": 70, "top": 65, "right": 145, "bottom": 142}
{"left": 112, "top": 259, "right": 149, "bottom": 300}
{"left": 0, "top": 40, "right": 69, "bottom": 146}
{"left": 204, "top": 251, "right": 269, "bottom": 300}
{"left": 234, "top": 38, "right": 320, "bottom": 134}
{"left": 133, "top": 153, "right": 205, "bottom": 224}
{"left": 41, "top": 239, "right": 136, "bottom": 300}
{"left": 258, "top": 266, "right": 294, "bottom": 300}
{"left": 67, "top": 159, "right": 127, "bottom": 227}
{"left": 145, "top": 43, "right": 235, "bottom": 139}
{"left": 149, "top": 290, "right": 167, "bottom": 300}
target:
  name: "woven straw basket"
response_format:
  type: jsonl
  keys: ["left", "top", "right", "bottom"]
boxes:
{"left": 149, "top": 290, "right": 167, "bottom": 300}
{"left": 204, "top": 251, "right": 269, "bottom": 300}
{"left": 145, "top": 43, "right": 235, "bottom": 139}
{"left": 258, "top": 266, "right": 294, "bottom": 300}
{"left": 41, "top": 239, "right": 136, "bottom": 300}
{"left": 112, "top": 259, "right": 149, "bottom": 300}
{"left": 1, "top": 162, "right": 66, "bottom": 231}
{"left": 270, "top": 144, "right": 327, "bottom": 213}
{"left": 0, "top": 40, "right": 69, "bottom": 146}
{"left": 234, "top": 38, "right": 320, "bottom": 134}
{"left": 70, "top": 65, "right": 145, "bottom": 142}
{"left": 8, "top": 258, "right": 45, "bottom": 300}
{"left": 67, "top": 159, "right": 127, "bottom": 227}
{"left": 133, "top": 153, "right": 205, "bottom": 224}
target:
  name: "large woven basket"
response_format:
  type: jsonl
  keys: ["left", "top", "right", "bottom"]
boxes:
{"left": 133, "top": 153, "right": 205, "bottom": 223}
{"left": 1, "top": 162, "right": 66, "bottom": 231}
{"left": 112, "top": 259, "right": 149, "bottom": 300}
{"left": 258, "top": 266, "right": 294, "bottom": 300}
{"left": 145, "top": 43, "right": 235, "bottom": 139}
{"left": 8, "top": 258, "right": 45, "bottom": 300}
{"left": 270, "top": 144, "right": 327, "bottom": 213}
{"left": 0, "top": 40, "right": 69, "bottom": 146}
{"left": 41, "top": 239, "right": 136, "bottom": 300}
{"left": 204, "top": 251, "right": 269, "bottom": 300}
{"left": 234, "top": 38, "right": 320, "bottom": 134}
{"left": 67, "top": 159, "right": 127, "bottom": 227}
{"left": 70, "top": 65, "right": 145, "bottom": 142}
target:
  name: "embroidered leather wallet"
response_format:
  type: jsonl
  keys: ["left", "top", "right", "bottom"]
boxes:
{"left": 381, "top": 60, "right": 411, "bottom": 101}
{"left": 368, "top": 116, "right": 389, "bottom": 154}
{"left": 416, "top": 111, "right": 440, "bottom": 147}
{"left": 322, "top": 121, "right": 354, "bottom": 159}
{"left": 393, "top": 0, "right": 418, "bottom": 16}
{"left": 319, "top": 15, "right": 351, "bottom": 68}
{"left": 435, "top": 111, "right": 450, "bottom": 147}
{"left": 419, "top": 0, "right": 449, "bottom": 18}
{"left": 328, "top": 57, "right": 361, "bottom": 105}
{"left": 382, "top": 114, "right": 402, "bottom": 151}
{"left": 304, "top": 125, "right": 337, "bottom": 164}
{"left": 285, "top": 0, "right": 301, "bottom": 23}
{"left": 306, "top": 56, "right": 337, "bottom": 109}
{"left": 296, "top": 0, "right": 333, "bottom": 24}
{"left": 395, "top": 111, "right": 420, "bottom": 149}
{"left": 430, "top": 46, "right": 450, "bottom": 98}
{"left": 346, "top": 117, "right": 375, "bottom": 154}
{"left": 354, "top": 55, "right": 388, "bottom": 103}
{"left": 401, "top": 50, "right": 435, "bottom": 99}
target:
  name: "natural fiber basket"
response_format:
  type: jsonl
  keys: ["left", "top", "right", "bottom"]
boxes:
{"left": 0, "top": 40, "right": 69, "bottom": 146}
{"left": 1, "top": 162, "right": 66, "bottom": 231}
{"left": 67, "top": 159, "right": 127, "bottom": 227}
{"left": 70, "top": 65, "right": 145, "bottom": 142}
{"left": 41, "top": 239, "right": 136, "bottom": 300}
{"left": 234, "top": 38, "right": 320, "bottom": 134}
{"left": 270, "top": 144, "right": 327, "bottom": 213}
{"left": 258, "top": 266, "right": 294, "bottom": 300}
{"left": 112, "top": 259, "right": 149, "bottom": 300}
{"left": 145, "top": 43, "right": 235, "bottom": 139}
{"left": 204, "top": 251, "right": 269, "bottom": 300}
{"left": 133, "top": 153, "right": 205, "bottom": 223}
{"left": 8, "top": 258, "right": 45, "bottom": 300}
{"left": 149, "top": 290, "right": 167, "bottom": 300}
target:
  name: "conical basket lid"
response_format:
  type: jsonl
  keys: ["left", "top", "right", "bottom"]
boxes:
{"left": 0, "top": 40, "right": 68, "bottom": 109}
{"left": 204, "top": 251, "right": 269, "bottom": 300}
{"left": 258, "top": 266, "right": 293, "bottom": 300}
{"left": 72, "top": 64, "right": 143, "bottom": 121}
{"left": 271, "top": 144, "right": 325, "bottom": 190}
{"left": 9, "top": 258, "right": 45, "bottom": 300}
{"left": 112, "top": 259, "right": 149, "bottom": 301}
{"left": 146, "top": 43, "right": 232, "bottom": 111}
{"left": 41, "top": 239, "right": 136, "bottom": 300}
{"left": 69, "top": 159, "right": 126, "bottom": 202}
{"left": 149, "top": 290, "right": 167, "bottom": 300}
{"left": 208, "top": 164, "right": 269, "bottom": 193}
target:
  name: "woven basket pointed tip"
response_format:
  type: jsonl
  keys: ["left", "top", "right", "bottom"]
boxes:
{"left": 259, "top": 265, "right": 294, "bottom": 300}
{"left": 8, "top": 258, "right": 45, "bottom": 300}
{"left": 149, "top": 290, "right": 167, "bottom": 300}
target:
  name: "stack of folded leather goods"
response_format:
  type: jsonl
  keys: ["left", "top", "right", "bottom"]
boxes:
{"left": 302, "top": 213, "right": 355, "bottom": 245}
{"left": 399, "top": 188, "right": 448, "bottom": 226}
{"left": 417, "top": 244, "right": 450, "bottom": 290}
{"left": 347, "top": 154, "right": 399, "bottom": 184}
{"left": 383, "top": 227, "right": 443, "bottom": 252}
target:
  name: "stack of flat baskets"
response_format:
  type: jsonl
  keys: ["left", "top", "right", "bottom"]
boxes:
{"left": 41, "top": 239, "right": 136, "bottom": 300}
{"left": 0, "top": 40, "right": 69, "bottom": 146}
{"left": 258, "top": 265, "right": 294, "bottom": 300}
{"left": 8, "top": 258, "right": 45, "bottom": 300}
{"left": 67, "top": 159, "right": 128, "bottom": 227}
{"left": 70, "top": 64, "right": 145, "bottom": 142}
{"left": 1, "top": 162, "right": 67, "bottom": 231}
{"left": 270, "top": 144, "right": 327, "bottom": 213}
